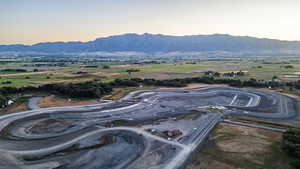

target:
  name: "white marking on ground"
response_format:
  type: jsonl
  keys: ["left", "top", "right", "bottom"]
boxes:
{"left": 229, "top": 94, "right": 238, "bottom": 106}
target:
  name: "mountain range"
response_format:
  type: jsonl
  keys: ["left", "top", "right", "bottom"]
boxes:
{"left": 1, "top": 33, "right": 300, "bottom": 54}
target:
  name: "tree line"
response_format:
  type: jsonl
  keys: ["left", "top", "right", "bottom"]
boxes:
{"left": 204, "top": 70, "right": 245, "bottom": 77}
{"left": 1, "top": 75, "right": 300, "bottom": 108}
{"left": 0, "top": 69, "right": 27, "bottom": 72}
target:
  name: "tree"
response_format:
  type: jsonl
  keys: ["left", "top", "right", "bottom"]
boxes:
{"left": 272, "top": 76, "right": 278, "bottom": 80}
{"left": 126, "top": 69, "right": 140, "bottom": 75}
{"left": 102, "top": 65, "right": 110, "bottom": 69}
{"left": 282, "top": 128, "right": 300, "bottom": 169}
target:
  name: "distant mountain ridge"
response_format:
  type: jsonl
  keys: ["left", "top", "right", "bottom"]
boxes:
{"left": 1, "top": 33, "right": 300, "bottom": 53}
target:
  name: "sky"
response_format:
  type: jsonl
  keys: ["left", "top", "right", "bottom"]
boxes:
{"left": 1, "top": 0, "right": 300, "bottom": 44}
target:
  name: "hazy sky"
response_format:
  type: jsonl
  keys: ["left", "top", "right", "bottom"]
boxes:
{"left": 1, "top": 0, "right": 300, "bottom": 44}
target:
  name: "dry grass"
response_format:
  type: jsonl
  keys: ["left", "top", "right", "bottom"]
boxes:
{"left": 142, "top": 72, "right": 198, "bottom": 80}
{"left": 254, "top": 87, "right": 300, "bottom": 100}
{"left": 38, "top": 96, "right": 100, "bottom": 108}
{"left": 0, "top": 102, "right": 29, "bottom": 114}
{"left": 0, "top": 71, "right": 52, "bottom": 77}
{"left": 225, "top": 115, "right": 299, "bottom": 129}
{"left": 158, "top": 83, "right": 229, "bottom": 90}
{"left": 38, "top": 74, "right": 103, "bottom": 84}
{"left": 185, "top": 123, "right": 292, "bottom": 169}
{"left": 103, "top": 86, "right": 155, "bottom": 100}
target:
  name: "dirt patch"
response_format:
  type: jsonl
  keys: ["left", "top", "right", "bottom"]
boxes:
{"left": 185, "top": 123, "right": 292, "bottom": 169}
{"left": 38, "top": 74, "right": 103, "bottom": 84}
{"left": 158, "top": 83, "right": 229, "bottom": 90}
{"left": 142, "top": 72, "right": 173, "bottom": 80}
{"left": 214, "top": 124, "right": 277, "bottom": 154}
{"left": 218, "top": 137, "right": 270, "bottom": 153}
{"left": 113, "top": 64, "right": 134, "bottom": 68}
{"left": 280, "top": 92, "right": 300, "bottom": 99}
{"left": 254, "top": 88, "right": 300, "bottom": 100}
{"left": 191, "top": 69, "right": 214, "bottom": 73}
{"left": 103, "top": 86, "right": 155, "bottom": 100}
{"left": 38, "top": 96, "right": 100, "bottom": 108}
{"left": 1, "top": 102, "right": 29, "bottom": 114}
{"left": 143, "top": 72, "right": 198, "bottom": 80}
{"left": 0, "top": 71, "right": 52, "bottom": 77}
{"left": 187, "top": 155, "right": 236, "bottom": 169}
{"left": 90, "top": 72, "right": 121, "bottom": 76}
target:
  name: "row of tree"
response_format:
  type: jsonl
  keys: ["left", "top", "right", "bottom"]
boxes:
{"left": 204, "top": 71, "right": 245, "bottom": 77}
{"left": 287, "top": 80, "right": 300, "bottom": 90}
{"left": 1, "top": 75, "right": 300, "bottom": 108}
{"left": 0, "top": 69, "right": 27, "bottom": 72}
{"left": 39, "top": 81, "right": 113, "bottom": 98}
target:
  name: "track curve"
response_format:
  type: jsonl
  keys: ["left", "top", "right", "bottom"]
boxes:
{"left": 0, "top": 87, "right": 299, "bottom": 169}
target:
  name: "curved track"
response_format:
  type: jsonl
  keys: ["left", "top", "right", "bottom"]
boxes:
{"left": 0, "top": 87, "right": 299, "bottom": 169}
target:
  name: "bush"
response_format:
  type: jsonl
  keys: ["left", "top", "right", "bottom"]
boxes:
{"left": 0, "top": 69, "right": 27, "bottom": 72}
{"left": 39, "top": 81, "right": 113, "bottom": 98}
{"left": 102, "top": 65, "right": 110, "bottom": 69}
{"left": 0, "top": 95, "right": 8, "bottom": 108}
{"left": 1, "top": 81, "right": 12, "bottom": 84}
{"left": 282, "top": 128, "right": 300, "bottom": 169}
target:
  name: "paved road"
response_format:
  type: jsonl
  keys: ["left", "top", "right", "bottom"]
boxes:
{"left": 164, "top": 113, "right": 222, "bottom": 169}
{"left": 27, "top": 97, "right": 42, "bottom": 110}
{"left": 0, "top": 87, "right": 298, "bottom": 169}
{"left": 222, "top": 119, "right": 287, "bottom": 132}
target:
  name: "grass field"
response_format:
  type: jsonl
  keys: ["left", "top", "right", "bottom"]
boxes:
{"left": 185, "top": 123, "right": 293, "bottom": 169}
{"left": 2, "top": 58, "right": 300, "bottom": 87}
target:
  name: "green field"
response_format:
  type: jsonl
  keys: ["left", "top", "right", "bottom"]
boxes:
{"left": 1, "top": 57, "right": 300, "bottom": 87}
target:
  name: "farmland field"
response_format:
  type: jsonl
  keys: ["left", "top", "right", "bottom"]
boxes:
{"left": 2, "top": 57, "right": 300, "bottom": 88}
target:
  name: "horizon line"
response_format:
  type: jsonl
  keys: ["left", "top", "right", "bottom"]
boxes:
{"left": 1, "top": 32, "right": 300, "bottom": 46}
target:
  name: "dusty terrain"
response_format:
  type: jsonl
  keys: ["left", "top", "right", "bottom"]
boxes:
{"left": 254, "top": 88, "right": 300, "bottom": 100}
{"left": 0, "top": 102, "right": 29, "bottom": 114}
{"left": 185, "top": 123, "right": 292, "bottom": 169}
{"left": 158, "top": 83, "right": 229, "bottom": 90}
{"left": 38, "top": 95, "right": 100, "bottom": 108}
{"left": 142, "top": 72, "right": 199, "bottom": 80}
